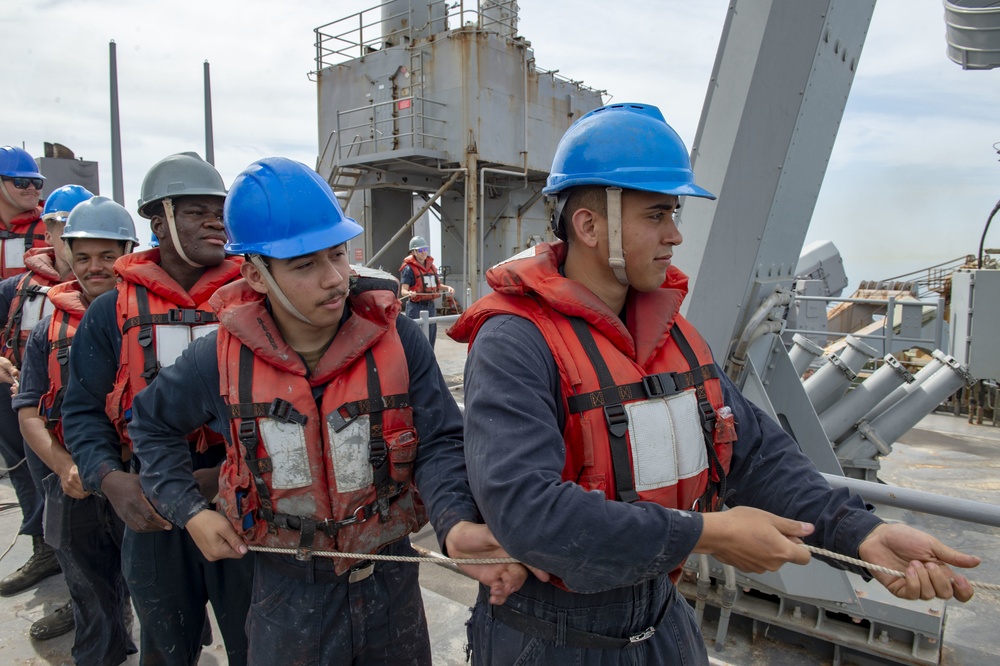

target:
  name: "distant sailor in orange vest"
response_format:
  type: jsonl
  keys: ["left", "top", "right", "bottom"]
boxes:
{"left": 399, "top": 235, "right": 454, "bottom": 349}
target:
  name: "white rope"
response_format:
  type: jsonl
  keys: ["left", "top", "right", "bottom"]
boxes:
{"left": 248, "top": 544, "right": 1000, "bottom": 593}
{"left": 804, "top": 545, "right": 1000, "bottom": 592}
{"left": 248, "top": 545, "right": 516, "bottom": 565}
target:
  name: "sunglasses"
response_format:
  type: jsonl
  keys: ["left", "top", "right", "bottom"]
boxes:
{"left": 2, "top": 176, "right": 44, "bottom": 190}
{"left": 415, "top": 247, "right": 429, "bottom": 253}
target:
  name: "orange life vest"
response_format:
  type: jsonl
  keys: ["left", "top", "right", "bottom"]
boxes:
{"left": 2, "top": 248, "right": 63, "bottom": 366}
{"left": 399, "top": 254, "right": 440, "bottom": 302}
{"left": 213, "top": 275, "right": 426, "bottom": 573}
{"left": 451, "top": 241, "right": 736, "bottom": 516}
{"left": 106, "top": 248, "right": 242, "bottom": 450}
{"left": 38, "top": 280, "right": 88, "bottom": 448}
{"left": 0, "top": 207, "right": 48, "bottom": 279}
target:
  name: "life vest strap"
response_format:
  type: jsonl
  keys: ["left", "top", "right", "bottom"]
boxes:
{"left": 45, "top": 313, "right": 73, "bottom": 429}
{"left": 3, "top": 274, "right": 48, "bottom": 366}
{"left": 328, "top": 392, "right": 411, "bottom": 433}
{"left": 228, "top": 398, "right": 308, "bottom": 426}
{"left": 568, "top": 318, "right": 639, "bottom": 503}
{"left": 0, "top": 230, "right": 46, "bottom": 241}
{"left": 364, "top": 349, "right": 394, "bottom": 519}
{"left": 234, "top": 344, "right": 278, "bottom": 524}
{"left": 121, "top": 308, "right": 219, "bottom": 332}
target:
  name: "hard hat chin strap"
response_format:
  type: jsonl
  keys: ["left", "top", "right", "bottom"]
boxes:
{"left": 605, "top": 187, "right": 629, "bottom": 286}
{"left": 163, "top": 198, "right": 205, "bottom": 269}
{"left": 1, "top": 183, "right": 23, "bottom": 209}
{"left": 249, "top": 254, "right": 316, "bottom": 326}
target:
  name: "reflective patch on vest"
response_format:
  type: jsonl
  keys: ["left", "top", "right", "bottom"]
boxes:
{"left": 4, "top": 239, "right": 26, "bottom": 269}
{"left": 420, "top": 274, "right": 438, "bottom": 289}
{"left": 625, "top": 390, "right": 708, "bottom": 492}
{"left": 152, "top": 324, "right": 217, "bottom": 369}
{"left": 21, "top": 290, "right": 55, "bottom": 330}
{"left": 258, "top": 420, "right": 312, "bottom": 489}
{"left": 192, "top": 323, "right": 219, "bottom": 341}
{"left": 327, "top": 413, "right": 374, "bottom": 493}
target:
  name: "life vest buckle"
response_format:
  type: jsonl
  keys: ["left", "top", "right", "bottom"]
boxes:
{"left": 268, "top": 398, "right": 308, "bottom": 425}
{"left": 167, "top": 308, "right": 204, "bottom": 324}
{"left": 603, "top": 403, "right": 629, "bottom": 439}
{"left": 328, "top": 403, "right": 361, "bottom": 433}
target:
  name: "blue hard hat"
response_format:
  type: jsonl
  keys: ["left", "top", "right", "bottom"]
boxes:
{"left": 224, "top": 157, "right": 363, "bottom": 259}
{"left": 42, "top": 184, "right": 95, "bottom": 222}
{"left": 543, "top": 103, "right": 715, "bottom": 200}
{"left": 149, "top": 233, "right": 159, "bottom": 248}
{"left": 0, "top": 145, "right": 44, "bottom": 179}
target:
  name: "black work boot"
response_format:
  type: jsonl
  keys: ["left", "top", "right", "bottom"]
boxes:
{"left": 0, "top": 536, "right": 62, "bottom": 596}
{"left": 29, "top": 601, "right": 75, "bottom": 640}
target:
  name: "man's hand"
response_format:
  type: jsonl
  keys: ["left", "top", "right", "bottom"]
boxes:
{"left": 193, "top": 466, "right": 221, "bottom": 503}
{"left": 60, "top": 464, "right": 90, "bottom": 500}
{"left": 100, "top": 470, "right": 173, "bottom": 532}
{"left": 858, "top": 523, "right": 980, "bottom": 602}
{"left": 695, "top": 506, "right": 814, "bottom": 573}
{"left": 0, "top": 357, "right": 18, "bottom": 385}
{"left": 185, "top": 509, "right": 248, "bottom": 561}
{"left": 445, "top": 521, "right": 549, "bottom": 605}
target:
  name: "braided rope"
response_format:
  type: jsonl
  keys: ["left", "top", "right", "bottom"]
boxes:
{"left": 248, "top": 545, "right": 517, "bottom": 565}
{"left": 804, "top": 545, "right": 1000, "bottom": 592}
{"left": 248, "top": 544, "right": 1000, "bottom": 593}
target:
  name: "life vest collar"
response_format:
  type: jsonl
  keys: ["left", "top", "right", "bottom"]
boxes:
{"left": 114, "top": 248, "right": 243, "bottom": 309}
{"left": 23, "top": 247, "right": 60, "bottom": 282}
{"left": 47, "top": 280, "right": 88, "bottom": 318}
{"left": 211, "top": 276, "right": 399, "bottom": 386}
{"left": 468, "top": 241, "right": 690, "bottom": 366}
{"left": 1, "top": 206, "right": 43, "bottom": 231}
{"left": 400, "top": 253, "right": 436, "bottom": 273}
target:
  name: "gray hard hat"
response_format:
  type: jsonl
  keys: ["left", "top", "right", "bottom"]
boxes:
{"left": 64, "top": 196, "right": 140, "bottom": 244}
{"left": 136, "top": 152, "right": 227, "bottom": 219}
{"left": 409, "top": 236, "right": 428, "bottom": 251}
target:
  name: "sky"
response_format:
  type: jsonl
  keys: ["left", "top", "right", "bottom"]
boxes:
{"left": 3, "top": 0, "right": 998, "bottom": 293}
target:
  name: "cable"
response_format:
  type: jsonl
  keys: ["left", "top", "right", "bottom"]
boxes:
{"left": 978, "top": 199, "right": 1000, "bottom": 269}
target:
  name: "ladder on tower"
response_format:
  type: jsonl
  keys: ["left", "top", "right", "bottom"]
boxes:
{"left": 326, "top": 135, "right": 367, "bottom": 210}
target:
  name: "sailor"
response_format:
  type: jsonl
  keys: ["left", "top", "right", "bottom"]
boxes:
{"left": 15, "top": 196, "right": 139, "bottom": 660}
{"left": 128, "top": 157, "right": 526, "bottom": 665}
{"left": 0, "top": 182, "right": 87, "bottom": 612}
{"left": 0, "top": 146, "right": 50, "bottom": 278}
{"left": 62, "top": 152, "right": 253, "bottom": 665}
{"left": 399, "top": 235, "right": 454, "bottom": 349}
{"left": 449, "top": 103, "right": 981, "bottom": 665}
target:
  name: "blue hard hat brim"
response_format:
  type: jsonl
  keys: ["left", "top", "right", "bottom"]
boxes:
{"left": 543, "top": 177, "right": 717, "bottom": 200}
{"left": 225, "top": 217, "right": 364, "bottom": 260}
{"left": 5, "top": 169, "right": 44, "bottom": 179}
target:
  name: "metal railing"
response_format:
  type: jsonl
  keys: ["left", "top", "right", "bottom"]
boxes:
{"left": 314, "top": 0, "right": 520, "bottom": 70}
{"left": 786, "top": 293, "right": 946, "bottom": 356}
{"left": 416, "top": 310, "right": 459, "bottom": 342}
{"left": 334, "top": 96, "right": 448, "bottom": 161}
